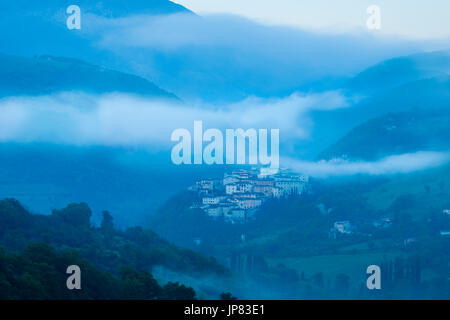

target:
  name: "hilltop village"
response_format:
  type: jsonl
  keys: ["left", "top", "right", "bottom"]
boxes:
{"left": 188, "top": 168, "right": 309, "bottom": 223}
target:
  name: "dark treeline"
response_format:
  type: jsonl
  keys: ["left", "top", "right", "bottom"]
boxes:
{"left": 0, "top": 198, "right": 231, "bottom": 299}
{"left": 0, "top": 243, "right": 195, "bottom": 300}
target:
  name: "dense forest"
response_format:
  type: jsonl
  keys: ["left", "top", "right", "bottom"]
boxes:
{"left": 0, "top": 198, "right": 230, "bottom": 299}
{"left": 0, "top": 243, "right": 195, "bottom": 299}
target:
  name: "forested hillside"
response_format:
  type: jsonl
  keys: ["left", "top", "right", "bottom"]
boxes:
{"left": 0, "top": 198, "right": 228, "bottom": 279}
{"left": 0, "top": 243, "right": 196, "bottom": 300}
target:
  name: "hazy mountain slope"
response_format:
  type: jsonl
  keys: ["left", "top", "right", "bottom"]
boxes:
{"left": 296, "top": 51, "right": 450, "bottom": 95}
{"left": 0, "top": 0, "right": 190, "bottom": 66}
{"left": 347, "top": 51, "right": 450, "bottom": 95}
{"left": 349, "top": 75, "right": 450, "bottom": 118}
{"left": 0, "top": 0, "right": 190, "bottom": 17}
{"left": 318, "top": 110, "right": 450, "bottom": 161}
{"left": 290, "top": 51, "right": 450, "bottom": 158}
{"left": 0, "top": 54, "right": 176, "bottom": 98}
{"left": 303, "top": 72, "right": 450, "bottom": 158}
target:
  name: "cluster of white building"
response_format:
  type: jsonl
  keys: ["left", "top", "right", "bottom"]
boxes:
{"left": 189, "top": 168, "right": 309, "bottom": 223}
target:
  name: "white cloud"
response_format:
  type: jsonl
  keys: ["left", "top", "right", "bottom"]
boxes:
{"left": 0, "top": 91, "right": 347, "bottom": 146}
{"left": 284, "top": 152, "right": 450, "bottom": 177}
{"left": 85, "top": 12, "right": 428, "bottom": 102}
{"left": 1, "top": 92, "right": 448, "bottom": 176}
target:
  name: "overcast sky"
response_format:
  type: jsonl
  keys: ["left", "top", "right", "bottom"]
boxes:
{"left": 173, "top": 0, "right": 450, "bottom": 39}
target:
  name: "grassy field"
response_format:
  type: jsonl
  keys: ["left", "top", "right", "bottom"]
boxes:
{"left": 364, "top": 165, "right": 450, "bottom": 212}
{"left": 268, "top": 250, "right": 400, "bottom": 284}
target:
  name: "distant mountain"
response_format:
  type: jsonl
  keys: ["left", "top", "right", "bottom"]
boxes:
{"left": 299, "top": 51, "right": 450, "bottom": 158}
{"left": 318, "top": 110, "right": 450, "bottom": 161}
{"left": 290, "top": 51, "right": 450, "bottom": 98}
{"left": 346, "top": 51, "right": 450, "bottom": 95}
{"left": 0, "top": 1, "right": 190, "bottom": 64}
{"left": 0, "top": 0, "right": 190, "bottom": 18}
{"left": 0, "top": 53, "right": 176, "bottom": 98}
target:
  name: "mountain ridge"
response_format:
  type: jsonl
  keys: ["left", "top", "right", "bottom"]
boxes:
{"left": 0, "top": 53, "right": 177, "bottom": 99}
